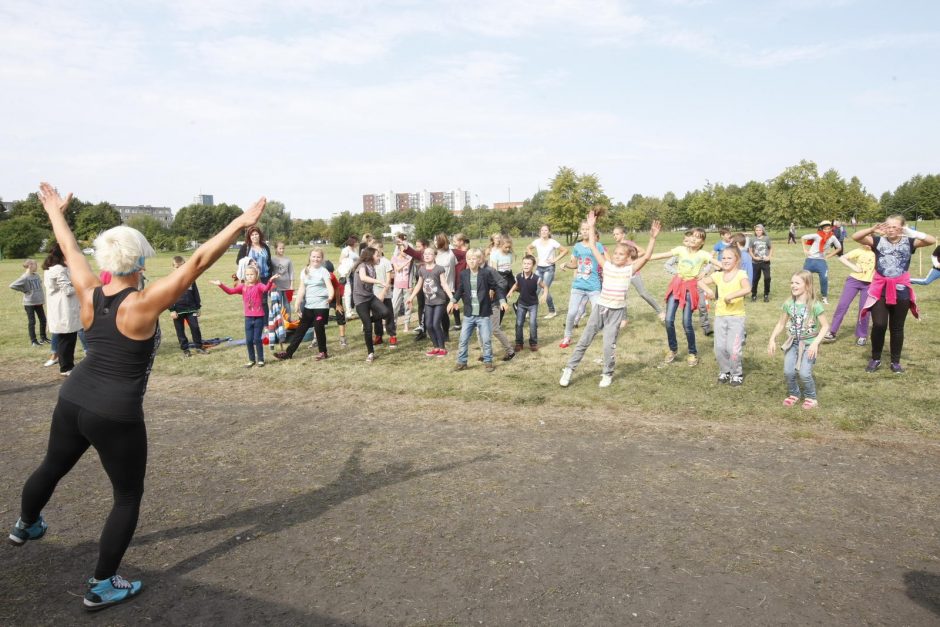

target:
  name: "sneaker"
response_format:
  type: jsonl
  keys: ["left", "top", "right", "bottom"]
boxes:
{"left": 244, "top": 362, "right": 255, "bottom": 368}
{"left": 687, "top": 354, "right": 699, "bottom": 367}
{"left": 43, "top": 358, "right": 58, "bottom": 367}
{"left": 273, "top": 352, "right": 289, "bottom": 361}
{"left": 821, "top": 297, "right": 829, "bottom": 305}
{"left": 414, "top": 330, "right": 427, "bottom": 342}
{"left": 514, "top": 344, "right": 523, "bottom": 352}
{"left": 194, "top": 348, "right": 209, "bottom": 355}
{"left": 315, "top": 352, "right": 328, "bottom": 361}
{"left": 340, "top": 338, "right": 348, "bottom": 348}
{"left": 373, "top": 336, "right": 384, "bottom": 345}
{"left": 40, "top": 338, "right": 51, "bottom": 344}
{"left": 822, "top": 332, "right": 836, "bottom": 343}
{"left": 890, "top": 362, "right": 904, "bottom": 374}
{"left": 730, "top": 375, "right": 744, "bottom": 387}
{"left": 413, "top": 326, "right": 425, "bottom": 334}
{"left": 366, "top": 353, "right": 375, "bottom": 363}
{"left": 83, "top": 575, "right": 142, "bottom": 611}
{"left": 703, "top": 329, "right": 713, "bottom": 337}
{"left": 60, "top": 370, "right": 71, "bottom": 377}
{"left": 484, "top": 363, "right": 496, "bottom": 372}
{"left": 856, "top": 337, "right": 867, "bottom": 347}
{"left": 9, "top": 515, "right": 47, "bottom": 546}
{"left": 454, "top": 363, "right": 468, "bottom": 371}
{"left": 717, "top": 372, "right": 731, "bottom": 384}
{"left": 598, "top": 374, "right": 612, "bottom": 388}
{"left": 502, "top": 352, "right": 515, "bottom": 362}
{"left": 865, "top": 359, "right": 881, "bottom": 373}
{"left": 559, "top": 367, "right": 573, "bottom": 387}
{"left": 763, "top": 295, "right": 769, "bottom": 303}
{"left": 256, "top": 361, "right": 265, "bottom": 368}
{"left": 530, "top": 344, "right": 539, "bottom": 352}
{"left": 543, "top": 312, "right": 557, "bottom": 320}
{"left": 558, "top": 338, "right": 571, "bottom": 349}
{"left": 31, "top": 341, "right": 42, "bottom": 347}
{"left": 657, "top": 311, "right": 666, "bottom": 324}
{"left": 183, "top": 349, "right": 192, "bottom": 357}
{"left": 425, "top": 349, "right": 438, "bottom": 357}
{"left": 389, "top": 336, "right": 398, "bottom": 348}
{"left": 750, "top": 295, "right": 757, "bottom": 302}
{"left": 436, "top": 348, "right": 448, "bottom": 357}
{"left": 662, "top": 350, "right": 677, "bottom": 365}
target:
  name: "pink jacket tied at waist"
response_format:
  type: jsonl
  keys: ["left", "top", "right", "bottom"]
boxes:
{"left": 861, "top": 272, "right": 919, "bottom": 320}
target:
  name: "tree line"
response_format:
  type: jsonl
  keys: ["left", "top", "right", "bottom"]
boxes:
{"left": 2, "top": 162, "right": 937, "bottom": 257}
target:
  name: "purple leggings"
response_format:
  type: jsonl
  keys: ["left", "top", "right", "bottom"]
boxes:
{"left": 829, "top": 276, "right": 870, "bottom": 337}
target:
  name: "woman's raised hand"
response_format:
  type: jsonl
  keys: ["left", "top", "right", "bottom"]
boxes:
{"left": 38, "top": 182, "right": 72, "bottom": 217}
{"left": 239, "top": 197, "right": 267, "bottom": 229}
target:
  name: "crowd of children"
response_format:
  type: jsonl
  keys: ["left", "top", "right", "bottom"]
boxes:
{"left": 17, "top": 220, "right": 938, "bottom": 411}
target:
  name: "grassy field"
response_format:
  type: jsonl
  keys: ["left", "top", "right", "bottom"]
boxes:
{"left": 3, "top": 225, "right": 938, "bottom": 436}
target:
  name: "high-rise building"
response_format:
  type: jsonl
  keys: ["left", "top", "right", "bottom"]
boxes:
{"left": 194, "top": 194, "right": 214, "bottom": 206}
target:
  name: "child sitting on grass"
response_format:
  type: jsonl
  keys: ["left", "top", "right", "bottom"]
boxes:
{"left": 560, "top": 212, "right": 660, "bottom": 388}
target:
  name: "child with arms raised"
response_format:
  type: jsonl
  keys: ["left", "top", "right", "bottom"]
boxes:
{"left": 699, "top": 247, "right": 750, "bottom": 386}
{"left": 560, "top": 213, "right": 660, "bottom": 388}
{"left": 212, "top": 267, "right": 279, "bottom": 367}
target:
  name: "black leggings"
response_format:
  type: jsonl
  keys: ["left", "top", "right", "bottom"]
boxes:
{"left": 371, "top": 298, "right": 396, "bottom": 339}
{"left": 285, "top": 307, "right": 330, "bottom": 356}
{"left": 751, "top": 261, "right": 771, "bottom": 297}
{"left": 424, "top": 304, "right": 446, "bottom": 348}
{"left": 25, "top": 305, "right": 48, "bottom": 343}
{"left": 355, "top": 298, "right": 389, "bottom": 354}
{"left": 870, "top": 298, "right": 910, "bottom": 363}
{"left": 56, "top": 331, "right": 78, "bottom": 374}
{"left": 20, "top": 397, "right": 146, "bottom": 580}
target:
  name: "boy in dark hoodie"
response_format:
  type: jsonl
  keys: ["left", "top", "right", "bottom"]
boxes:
{"left": 169, "top": 256, "right": 207, "bottom": 356}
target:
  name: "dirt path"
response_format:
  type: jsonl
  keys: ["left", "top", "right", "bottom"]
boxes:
{"left": 1, "top": 369, "right": 939, "bottom": 625}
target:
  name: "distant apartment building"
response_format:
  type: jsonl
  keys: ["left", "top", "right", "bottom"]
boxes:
{"left": 364, "top": 189, "right": 471, "bottom": 214}
{"left": 493, "top": 201, "right": 524, "bottom": 212}
{"left": 116, "top": 205, "right": 174, "bottom": 228}
{"left": 193, "top": 194, "right": 214, "bottom": 206}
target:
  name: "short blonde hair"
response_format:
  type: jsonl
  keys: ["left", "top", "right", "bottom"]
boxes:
{"left": 93, "top": 225, "right": 155, "bottom": 275}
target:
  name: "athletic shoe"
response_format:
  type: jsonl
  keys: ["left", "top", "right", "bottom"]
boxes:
{"left": 60, "top": 370, "right": 71, "bottom": 377}
{"left": 543, "top": 312, "right": 557, "bottom": 320}
{"left": 454, "top": 363, "right": 468, "bottom": 371}
{"left": 890, "top": 362, "right": 904, "bottom": 374}
{"left": 484, "top": 363, "right": 496, "bottom": 372}
{"left": 373, "top": 336, "right": 384, "bottom": 345}
{"left": 425, "top": 349, "right": 438, "bottom": 357}
{"left": 821, "top": 297, "right": 829, "bottom": 305}
{"left": 514, "top": 344, "right": 523, "bottom": 352}
{"left": 414, "top": 330, "right": 427, "bottom": 342}
{"left": 730, "top": 375, "right": 744, "bottom": 387}
{"left": 658, "top": 311, "right": 666, "bottom": 324}
{"left": 502, "top": 352, "right": 515, "bottom": 362}
{"left": 9, "top": 515, "right": 47, "bottom": 546}
{"left": 194, "top": 348, "right": 209, "bottom": 355}
{"left": 558, "top": 338, "right": 571, "bottom": 348}
{"left": 83, "top": 575, "right": 142, "bottom": 611}
{"left": 366, "top": 353, "right": 375, "bottom": 363}
{"left": 687, "top": 354, "right": 699, "bottom": 367}
{"left": 40, "top": 338, "right": 51, "bottom": 344}
{"left": 413, "top": 326, "right": 425, "bottom": 334}
{"left": 822, "top": 332, "right": 836, "bottom": 343}
{"left": 763, "top": 295, "right": 770, "bottom": 303}
{"left": 703, "top": 328, "right": 713, "bottom": 337}
{"left": 244, "top": 362, "right": 255, "bottom": 368}
{"left": 559, "top": 367, "right": 573, "bottom": 387}
{"left": 598, "top": 374, "right": 612, "bottom": 388}
{"left": 273, "top": 352, "right": 289, "bottom": 361}
{"left": 315, "top": 352, "right": 328, "bottom": 361}
{"left": 662, "top": 350, "right": 677, "bottom": 365}
{"left": 750, "top": 295, "right": 757, "bottom": 302}
{"left": 183, "top": 349, "right": 192, "bottom": 357}
{"left": 436, "top": 348, "right": 448, "bottom": 356}
{"left": 340, "top": 338, "right": 348, "bottom": 348}
{"left": 389, "top": 336, "right": 398, "bottom": 348}
{"left": 856, "top": 337, "right": 867, "bottom": 347}
{"left": 717, "top": 372, "right": 731, "bottom": 384}
{"left": 31, "top": 341, "right": 42, "bottom": 347}
{"left": 865, "top": 359, "right": 881, "bottom": 373}
{"left": 256, "top": 361, "right": 265, "bottom": 368}
{"left": 43, "top": 358, "right": 58, "bottom": 367}
{"left": 530, "top": 344, "right": 539, "bottom": 352}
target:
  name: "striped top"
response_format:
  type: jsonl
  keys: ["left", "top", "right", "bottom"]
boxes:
{"left": 597, "top": 262, "right": 634, "bottom": 309}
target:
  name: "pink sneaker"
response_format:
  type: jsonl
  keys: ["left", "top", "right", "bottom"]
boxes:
{"left": 436, "top": 348, "right": 448, "bottom": 356}
{"left": 559, "top": 338, "right": 571, "bottom": 349}
{"left": 425, "top": 349, "right": 438, "bottom": 357}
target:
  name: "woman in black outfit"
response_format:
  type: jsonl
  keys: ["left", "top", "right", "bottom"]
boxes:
{"left": 9, "top": 182, "right": 266, "bottom": 611}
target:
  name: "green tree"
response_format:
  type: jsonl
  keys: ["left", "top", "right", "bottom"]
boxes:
{"left": 127, "top": 214, "right": 170, "bottom": 249}
{"left": 414, "top": 205, "right": 456, "bottom": 242}
{"left": 292, "top": 218, "right": 330, "bottom": 245}
{"left": 259, "top": 200, "right": 292, "bottom": 242}
{"left": 173, "top": 202, "right": 242, "bottom": 240}
{"left": 11, "top": 192, "right": 82, "bottom": 230}
{"left": 0, "top": 216, "right": 47, "bottom": 258}
{"left": 764, "top": 160, "right": 826, "bottom": 228}
{"left": 74, "top": 202, "right": 122, "bottom": 241}
{"left": 545, "top": 167, "right": 610, "bottom": 243}
{"left": 354, "top": 211, "right": 388, "bottom": 240}
{"left": 330, "top": 212, "right": 357, "bottom": 248}
{"left": 882, "top": 174, "right": 940, "bottom": 220}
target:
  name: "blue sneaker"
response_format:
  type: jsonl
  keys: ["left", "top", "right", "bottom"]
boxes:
{"left": 8, "top": 515, "right": 47, "bottom": 546}
{"left": 83, "top": 575, "right": 143, "bottom": 611}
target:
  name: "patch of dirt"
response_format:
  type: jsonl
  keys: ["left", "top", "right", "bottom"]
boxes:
{"left": 1, "top": 364, "right": 939, "bottom": 625}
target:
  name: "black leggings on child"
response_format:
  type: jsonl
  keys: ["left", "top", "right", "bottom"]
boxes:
{"left": 356, "top": 298, "right": 389, "bottom": 354}
{"left": 869, "top": 298, "right": 910, "bottom": 363}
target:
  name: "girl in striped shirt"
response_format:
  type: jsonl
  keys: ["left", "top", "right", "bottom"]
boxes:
{"left": 560, "top": 212, "right": 661, "bottom": 388}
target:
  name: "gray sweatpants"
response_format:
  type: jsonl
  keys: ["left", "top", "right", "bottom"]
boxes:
{"left": 478, "top": 306, "right": 514, "bottom": 353}
{"left": 714, "top": 315, "right": 745, "bottom": 376}
{"left": 566, "top": 304, "right": 625, "bottom": 376}
{"left": 629, "top": 273, "right": 662, "bottom": 316}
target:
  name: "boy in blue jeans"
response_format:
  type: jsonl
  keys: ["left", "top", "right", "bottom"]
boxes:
{"left": 507, "top": 254, "right": 546, "bottom": 352}
{"left": 449, "top": 248, "right": 507, "bottom": 372}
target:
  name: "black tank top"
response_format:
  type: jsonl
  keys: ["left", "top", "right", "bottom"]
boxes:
{"left": 60, "top": 287, "right": 160, "bottom": 421}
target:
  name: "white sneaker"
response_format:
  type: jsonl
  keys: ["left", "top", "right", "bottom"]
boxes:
{"left": 559, "top": 367, "right": 573, "bottom": 387}
{"left": 43, "top": 358, "right": 58, "bottom": 367}
{"left": 822, "top": 297, "right": 829, "bottom": 305}
{"left": 543, "top": 312, "right": 557, "bottom": 320}
{"left": 598, "top": 374, "right": 612, "bottom": 388}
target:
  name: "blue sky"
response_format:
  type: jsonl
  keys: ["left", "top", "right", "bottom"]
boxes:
{"left": 1, "top": 0, "right": 937, "bottom": 219}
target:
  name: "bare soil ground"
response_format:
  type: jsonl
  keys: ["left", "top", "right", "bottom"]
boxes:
{"left": 1, "top": 362, "right": 939, "bottom": 626}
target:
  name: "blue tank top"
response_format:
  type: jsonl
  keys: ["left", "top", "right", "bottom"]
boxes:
{"left": 60, "top": 287, "right": 160, "bottom": 421}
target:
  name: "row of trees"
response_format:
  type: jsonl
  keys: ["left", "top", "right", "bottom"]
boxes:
{"left": 3, "top": 162, "right": 937, "bottom": 257}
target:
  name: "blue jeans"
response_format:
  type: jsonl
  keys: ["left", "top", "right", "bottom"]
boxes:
{"left": 564, "top": 288, "right": 599, "bottom": 339}
{"left": 457, "top": 314, "right": 492, "bottom": 364}
{"left": 535, "top": 265, "right": 556, "bottom": 313}
{"left": 803, "top": 258, "right": 830, "bottom": 297}
{"left": 783, "top": 341, "right": 817, "bottom": 399}
{"left": 514, "top": 303, "right": 538, "bottom": 346}
{"left": 665, "top": 292, "right": 696, "bottom": 355}
{"left": 245, "top": 316, "right": 266, "bottom": 362}
{"left": 911, "top": 268, "right": 940, "bottom": 285}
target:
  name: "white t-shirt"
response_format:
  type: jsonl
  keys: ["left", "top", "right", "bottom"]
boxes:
{"left": 531, "top": 238, "right": 562, "bottom": 267}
